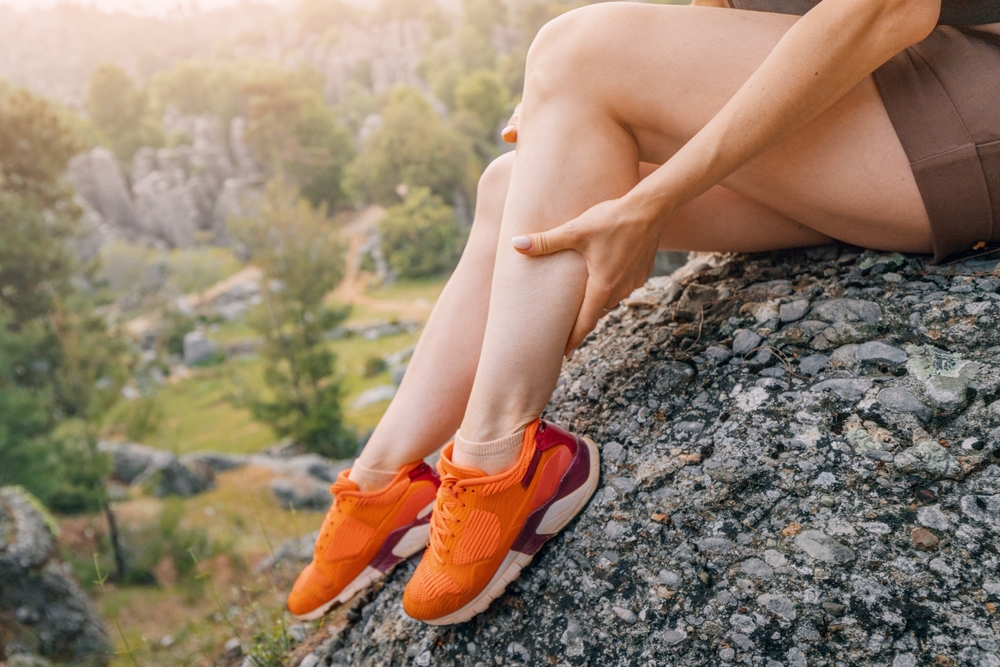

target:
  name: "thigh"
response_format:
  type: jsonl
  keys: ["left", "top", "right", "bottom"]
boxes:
{"left": 557, "top": 3, "right": 933, "bottom": 253}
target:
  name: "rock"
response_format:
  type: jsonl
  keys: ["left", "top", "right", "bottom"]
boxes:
{"left": 732, "top": 329, "right": 762, "bottom": 356}
{"left": 916, "top": 505, "right": 952, "bottom": 532}
{"left": 270, "top": 477, "right": 333, "bottom": 511}
{"left": 179, "top": 451, "right": 248, "bottom": 473}
{"left": 924, "top": 374, "right": 969, "bottom": 411}
{"left": 351, "top": 384, "right": 397, "bottom": 409}
{"left": 183, "top": 330, "right": 219, "bottom": 366}
{"left": 810, "top": 299, "right": 883, "bottom": 324}
{"left": 296, "top": 248, "right": 1000, "bottom": 667}
{"left": 0, "top": 488, "right": 113, "bottom": 665}
{"left": 798, "top": 353, "right": 829, "bottom": 376}
{"left": 67, "top": 147, "right": 139, "bottom": 234}
{"left": 254, "top": 531, "right": 318, "bottom": 572}
{"left": 910, "top": 527, "right": 939, "bottom": 550}
{"left": 612, "top": 606, "right": 637, "bottom": 624}
{"left": 811, "top": 378, "right": 873, "bottom": 401}
{"left": 855, "top": 341, "right": 908, "bottom": 365}
{"left": 779, "top": 299, "right": 810, "bottom": 323}
{"left": 793, "top": 530, "right": 855, "bottom": 564}
{"left": 757, "top": 593, "right": 797, "bottom": 621}
{"left": 98, "top": 441, "right": 214, "bottom": 497}
{"left": 877, "top": 387, "right": 932, "bottom": 422}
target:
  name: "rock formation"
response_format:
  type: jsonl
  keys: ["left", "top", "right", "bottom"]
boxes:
{"left": 66, "top": 147, "right": 139, "bottom": 236}
{"left": 293, "top": 247, "right": 1000, "bottom": 667}
{"left": 0, "top": 487, "right": 112, "bottom": 665}
{"left": 98, "top": 441, "right": 214, "bottom": 497}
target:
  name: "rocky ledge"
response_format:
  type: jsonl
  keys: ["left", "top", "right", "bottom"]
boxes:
{"left": 299, "top": 247, "right": 1000, "bottom": 667}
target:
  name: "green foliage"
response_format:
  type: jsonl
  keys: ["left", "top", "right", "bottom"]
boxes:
{"left": 0, "top": 83, "right": 128, "bottom": 510}
{"left": 363, "top": 356, "right": 388, "bottom": 377}
{"left": 46, "top": 436, "right": 111, "bottom": 515}
{"left": 379, "top": 187, "right": 463, "bottom": 279}
{"left": 231, "top": 180, "right": 355, "bottom": 458}
{"left": 0, "top": 87, "right": 81, "bottom": 208}
{"left": 124, "top": 396, "right": 163, "bottom": 443}
{"left": 85, "top": 63, "right": 163, "bottom": 162}
{"left": 243, "top": 67, "right": 356, "bottom": 209}
{"left": 344, "top": 86, "right": 474, "bottom": 206}
{"left": 162, "top": 309, "right": 197, "bottom": 356}
{"left": 455, "top": 68, "right": 508, "bottom": 137}
{"left": 246, "top": 625, "right": 291, "bottom": 667}
{"left": 149, "top": 60, "right": 246, "bottom": 126}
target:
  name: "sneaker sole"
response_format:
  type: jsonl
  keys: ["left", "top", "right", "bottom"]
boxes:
{"left": 420, "top": 437, "right": 601, "bottom": 626}
{"left": 291, "top": 503, "right": 433, "bottom": 622}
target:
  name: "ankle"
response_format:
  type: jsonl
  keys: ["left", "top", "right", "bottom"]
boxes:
{"left": 348, "top": 460, "right": 401, "bottom": 492}
{"left": 452, "top": 428, "right": 526, "bottom": 476}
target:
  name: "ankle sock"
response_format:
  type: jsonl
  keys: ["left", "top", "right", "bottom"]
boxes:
{"left": 453, "top": 428, "right": 526, "bottom": 476}
{"left": 348, "top": 461, "right": 399, "bottom": 492}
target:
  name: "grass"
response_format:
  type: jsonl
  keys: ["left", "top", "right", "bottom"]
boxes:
{"left": 79, "top": 273, "right": 448, "bottom": 666}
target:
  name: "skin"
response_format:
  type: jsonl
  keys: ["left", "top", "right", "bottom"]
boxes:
{"left": 352, "top": 0, "right": 988, "bottom": 478}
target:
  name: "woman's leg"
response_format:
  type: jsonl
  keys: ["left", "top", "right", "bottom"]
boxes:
{"left": 350, "top": 153, "right": 514, "bottom": 481}
{"left": 457, "top": 2, "right": 931, "bottom": 448}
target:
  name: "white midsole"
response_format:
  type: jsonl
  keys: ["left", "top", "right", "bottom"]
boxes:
{"left": 420, "top": 438, "right": 601, "bottom": 626}
{"left": 292, "top": 516, "right": 432, "bottom": 622}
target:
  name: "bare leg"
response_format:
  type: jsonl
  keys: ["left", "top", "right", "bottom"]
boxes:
{"left": 353, "top": 153, "right": 513, "bottom": 473}
{"left": 458, "top": 3, "right": 931, "bottom": 444}
{"left": 354, "top": 155, "right": 826, "bottom": 475}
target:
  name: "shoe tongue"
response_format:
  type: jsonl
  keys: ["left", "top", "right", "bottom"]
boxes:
{"left": 331, "top": 469, "right": 360, "bottom": 494}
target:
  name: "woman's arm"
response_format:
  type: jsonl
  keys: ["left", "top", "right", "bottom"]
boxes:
{"left": 516, "top": 0, "right": 941, "bottom": 352}
{"left": 627, "top": 0, "right": 939, "bottom": 219}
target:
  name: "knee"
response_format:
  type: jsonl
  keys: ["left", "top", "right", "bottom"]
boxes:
{"left": 524, "top": 4, "right": 630, "bottom": 100}
{"left": 471, "top": 151, "right": 514, "bottom": 232}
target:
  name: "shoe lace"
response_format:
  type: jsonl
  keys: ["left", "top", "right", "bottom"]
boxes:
{"left": 427, "top": 476, "right": 465, "bottom": 568}
{"left": 319, "top": 480, "right": 355, "bottom": 540}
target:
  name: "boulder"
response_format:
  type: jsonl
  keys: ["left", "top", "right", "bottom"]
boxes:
{"left": 270, "top": 477, "right": 332, "bottom": 512}
{"left": 66, "top": 147, "right": 139, "bottom": 234}
{"left": 0, "top": 488, "right": 112, "bottom": 665}
{"left": 183, "top": 330, "right": 218, "bottom": 366}
{"left": 131, "top": 167, "right": 199, "bottom": 248}
{"left": 98, "top": 441, "right": 214, "bottom": 497}
{"left": 294, "top": 247, "right": 1000, "bottom": 667}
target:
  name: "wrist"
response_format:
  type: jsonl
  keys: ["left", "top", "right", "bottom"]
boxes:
{"left": 622, "top": 181, "right": 674, "bottom": 226}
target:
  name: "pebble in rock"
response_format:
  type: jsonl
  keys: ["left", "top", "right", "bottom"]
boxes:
{"left": 855, "top": 341, "right": 908, "bottom": 365}
{"left": 917, "top": 505, "right": 952, "bottom": 531}
{"left": 757, "top": 593, "right": 797, "bottom": 621}
{"left": 661, "top": 629, "right": 687, "bottom": 645}
{"left": 811, "top": 378, "right": 873, "bottom": 401}
{"left": 798, "top": 354, "right": 829, "bottom": 376}
{"left": 612, "top": 606, "right": 637, "bottom": 624}
{"left": 877, "top": 387, "right": 932, "bottom": 422}
{"left": 740, "top": 558, "right": 774, "bottom": 579}
{"left": 924, "top": 375, "right": 969, "bottom": 411}
{"left": 910, "top": 527, "right": 939, "bottom": 550}
{"left": 780, "top": 299, "right": 810, "bottom": 323}
{"left": 793, "top": 530, "right": 856, "bottom": 564}
{"left": 732, "top": 329, "right": 763, "bottom": 356}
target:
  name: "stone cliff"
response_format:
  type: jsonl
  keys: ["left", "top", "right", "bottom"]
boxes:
{"left": 290, "top": 247, "right": 1000, "bottom": 667}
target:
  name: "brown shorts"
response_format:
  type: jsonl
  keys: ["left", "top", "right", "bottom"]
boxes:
{"left": 873, "top": 27, "right": 1000, "bottom": 261}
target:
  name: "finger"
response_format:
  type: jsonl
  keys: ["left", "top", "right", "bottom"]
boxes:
{"left": 566, "top": 279, "right": 610, "bottom": 356}
{"left": 511, "top": 222, "right": 579, "bottom": 257}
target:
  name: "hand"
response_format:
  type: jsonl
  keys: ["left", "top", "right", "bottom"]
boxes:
{"left": 501, "top": 103, "right": 522, "bottom": 143}
{"left": 511, "top": 196, "right": 670, "bottom": 355}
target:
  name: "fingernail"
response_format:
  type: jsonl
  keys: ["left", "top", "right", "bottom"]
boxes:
{"left": 501, "top": 125, "right": 516, "bottom": 136}
{"left": 511, "top": 236, "right": 531, "bottom": 250}
{"left": 566, "top": 349, "right": 575, "bottom": 360}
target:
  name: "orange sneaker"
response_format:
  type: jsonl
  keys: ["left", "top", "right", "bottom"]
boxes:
{"left": 403, "top": 419, "right": 600, "bottom": 625}
{"left": 287, "top": 461, "right": 439, "bottom": 621}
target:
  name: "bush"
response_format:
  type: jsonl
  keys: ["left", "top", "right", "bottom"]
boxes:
{"left": 363, "top": 356, "right": 388, "bottom": 377}
{"left": 379, "top": 187, "right": 464, "bottom": 279}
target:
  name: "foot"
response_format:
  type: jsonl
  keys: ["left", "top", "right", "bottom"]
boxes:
{"left": 403, "top": 419, "right": 600, "bottom": 625}
{"left": 287, "top": 461, "right": 440, "bottom": 620}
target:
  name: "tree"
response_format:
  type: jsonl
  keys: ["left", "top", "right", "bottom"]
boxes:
{"left": 243, "top": 67, "right": 356, "bottom": 209}
{"left": 85, "top": 63, "right": 163, "bottom": 162}
{"left": 149, "top": 60, "right": 245, "bottom": 127}
{"left": 379, "top": 187, "right": 464, "bottom": 279}
{"left": 230, "top": 180, "right": 355, "bottom": 458}
{"left": 0, "top": 86, "right": 128, "bottom": 511}
{"left": 455, "top": 68, "right": 508, "bottom": 138}
{"left": 343, "top": 86, "right": 475, "bottom": 206}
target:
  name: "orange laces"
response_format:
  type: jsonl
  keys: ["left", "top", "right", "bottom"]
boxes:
{"left": 428, "top": 476, "right": 465, "bottom": 567}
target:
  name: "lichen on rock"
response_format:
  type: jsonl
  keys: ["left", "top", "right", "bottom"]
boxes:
{"left": 298, "top": 247, "right": 1000, "bottom": 667}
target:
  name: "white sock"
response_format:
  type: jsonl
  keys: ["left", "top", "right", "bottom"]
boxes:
{"left": 452, "top": 428, "right": 526, "bottom": 476}
{"left": 348, "top": 461, "right": 399, "bottom": 492}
